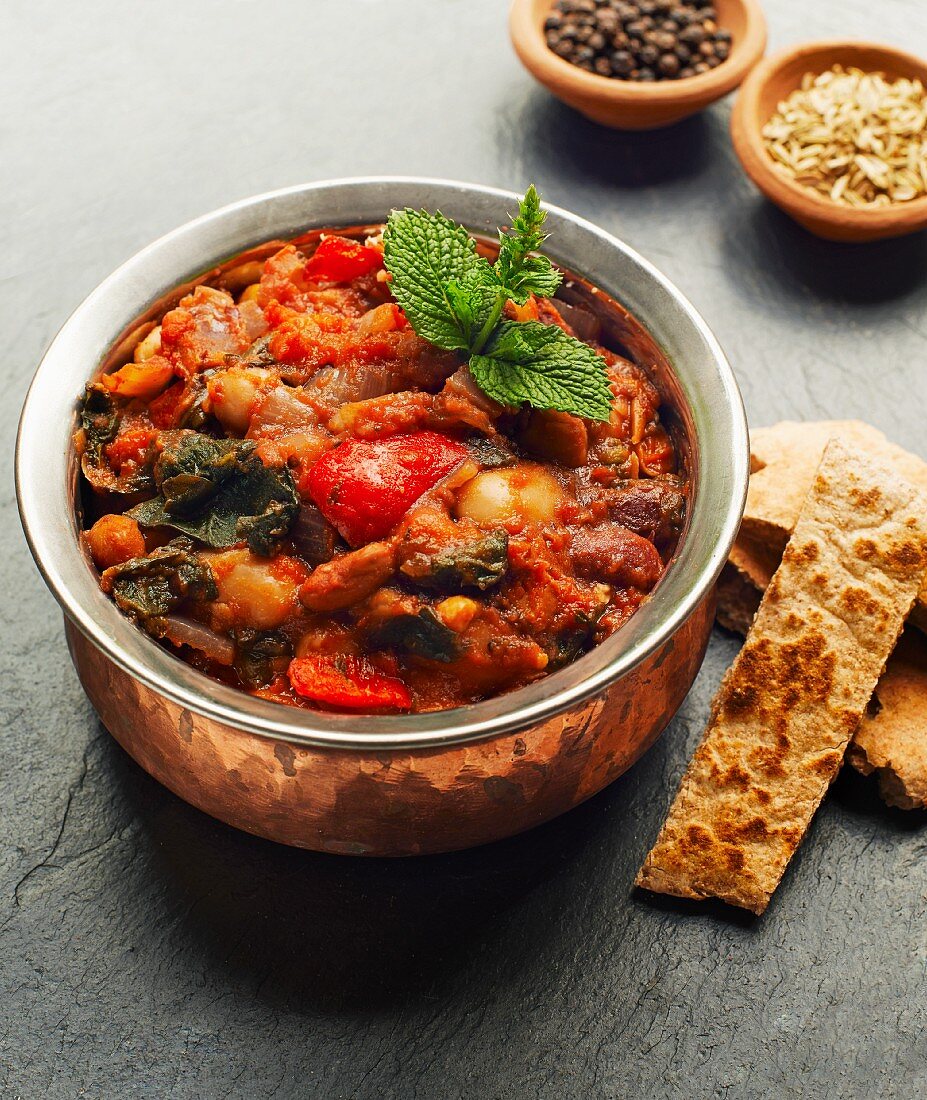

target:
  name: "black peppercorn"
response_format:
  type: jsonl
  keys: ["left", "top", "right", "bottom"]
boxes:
{"left": 543, "top": 0, "right": 732, "bottom": 81}
{"left": 658, "top": 52, "right": 680, "bottom": 76}
{"left": 610, "top": 49, "right": 635, "bottom": 75}
{"left": 678, "top": 23, "right": 705, "bottom": 46}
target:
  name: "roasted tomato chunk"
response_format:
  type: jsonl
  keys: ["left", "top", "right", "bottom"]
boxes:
{"left": 288, "top": 655, "right": 411, "bottom": 711}
{"left": 307, "top": 431, "right": 467, "bottom": 546}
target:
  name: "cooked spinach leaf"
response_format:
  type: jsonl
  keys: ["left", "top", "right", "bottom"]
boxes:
{"left": 233, "top": 628, "right": 294, "bottom": 687}
{"left": 78, "top": 383, "right": 155, "bottom": 494}
{"left": 79, "top": 383, "right": 119, "bottom": 462}
{"left": 128, "top": 432, "right": 299, "bottom": 555}
{"left": 465, "top": 435, "right": 518, "bottom": 470}
{"left": 368, "top": 607, "right": 459, "bottom": 663}
{"left": 401, "top": 530, "right": 509, "bottom": 592}
{"left": 101, "top": 537, "right": 217, "bottom": 620}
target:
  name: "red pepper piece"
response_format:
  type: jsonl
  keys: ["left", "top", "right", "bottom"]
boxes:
{"left": 288, "top": 655, "right": 411, "bottom": 712}
{"left": 104, "top": 427, "right": 155, "bottom": 473}
{"left": 303, "top": 236, "right": 383, "bottom": 283}
{"left": 306, "top": 431, "right": 467, "bottom": 546}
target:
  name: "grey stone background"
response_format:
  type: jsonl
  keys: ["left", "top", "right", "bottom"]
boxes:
{"left": 2, "top": 2, "right": 926, "bottom": 1097}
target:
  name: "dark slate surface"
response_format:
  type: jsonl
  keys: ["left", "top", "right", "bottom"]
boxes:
{"left": 2, "top": 2, "right": 927, "bottom": 1096}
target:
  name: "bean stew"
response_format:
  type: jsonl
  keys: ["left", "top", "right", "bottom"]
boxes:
{"left": 76, "top": 222, "right": 687, "bottom": 714}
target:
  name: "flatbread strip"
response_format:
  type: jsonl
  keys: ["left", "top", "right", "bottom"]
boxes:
{"left": 719, "top": 545, "right": 927, "bottom": 811}
{"left": 637, "top": 440, "right": 927, "bottom": 914}
{"left": 719, "top": 421, "right": 927, "bottom": 811}
{"left": 744, "top": 419, "right": 927, "bottom": 630}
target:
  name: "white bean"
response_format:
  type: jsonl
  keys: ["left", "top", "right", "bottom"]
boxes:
{"left": 206, "top": 549, "right": 299, "bottom": 630}
{"left": 455, "top": 464, "right": 563, "bottom": 528}
{"left": 208, "top": 367, "right": 272, "bottom": 434}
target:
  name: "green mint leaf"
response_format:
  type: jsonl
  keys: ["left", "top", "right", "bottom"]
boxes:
{"left": 383, "top": 208, "right": 494, "bottom": 351}
{"left": 445, "top": 268, "right": 498, "bottom": 346}
{"left": 469, "top": 321, "right": 612, "bottom": 422}
{"left": 509, "top": 184, "right": 547, "bottom": 254}
{"left": 501, "top": 255, "right": 563, "bottom": 303}
{"left": 493, "top": 185, "right": 562, "bottom": 304}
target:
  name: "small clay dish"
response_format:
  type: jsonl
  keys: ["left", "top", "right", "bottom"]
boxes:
{"left": 509, "top": 0, "right": 767, "bottom": 131}
{"left": 731, "top": 41, "right": 927, "bottom": 242}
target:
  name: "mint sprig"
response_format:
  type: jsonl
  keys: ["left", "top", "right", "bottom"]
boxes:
{"left": 382, "top": 187, "right": 611, "bottom": 422}
{"left": 493, "top": 185, "right": 563, "bottom": 305}
{"left": 382, "top": 208, "right": 486, "bottom": 351}
{"left": 471, "top": 321, "right": 612, "bottom": 422}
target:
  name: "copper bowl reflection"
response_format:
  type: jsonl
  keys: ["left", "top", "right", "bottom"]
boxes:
{"left": 17, "top": 179, "right": 747, "bottom": 855}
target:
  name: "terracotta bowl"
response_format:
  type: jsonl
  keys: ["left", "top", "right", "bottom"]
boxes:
{"left": 731, "top": 41, "right": 927, "bottom": 242}
{"left": 509, "top": 0, "right": 767, "bottom": 130}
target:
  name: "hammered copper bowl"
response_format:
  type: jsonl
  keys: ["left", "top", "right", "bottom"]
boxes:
{"left": 16, "top": 178, "right": 748, "bottom": 856}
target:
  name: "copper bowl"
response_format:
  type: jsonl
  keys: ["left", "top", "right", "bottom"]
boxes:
{"left": 16, "top": 179, "right": 748, "bottom": 855}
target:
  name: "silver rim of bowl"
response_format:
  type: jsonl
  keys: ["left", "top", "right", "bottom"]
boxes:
{"left": 16, "top": 177, "right": 749, "bottom": 751}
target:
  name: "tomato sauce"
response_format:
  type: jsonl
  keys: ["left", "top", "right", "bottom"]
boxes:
{"left": 77, "top": 227, "right": 687, "bottom": 714}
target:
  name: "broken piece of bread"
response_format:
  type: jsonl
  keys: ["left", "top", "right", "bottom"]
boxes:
{"left": 745, "top": 420, "right": 927, "bottom": 629}
{"left": 637, "top": 439, "right": 927, "bottom": 914}
{"left": 847, "top": 630, "right": 927, "bottom": 811}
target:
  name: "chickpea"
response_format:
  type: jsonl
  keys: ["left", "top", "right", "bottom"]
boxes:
{"left": 133, "top": 325, "right": 162, "bottom": 363}
{"left": 86, "top": 514, "right": 146, "bottom": 569}
{"left": 455, "top": 464, "right": 564, "bottom": 529}
{"left": 207, "top": 549, "right": 299, "bottom": 630}
{"left": 207, "top": 367, "right": 272, "bottom": 434}
{"left": 436, "top": 596, "right": 479, "bottom": 633}
{"left": 239, "top": 283, "right": 262, "bottom": 303}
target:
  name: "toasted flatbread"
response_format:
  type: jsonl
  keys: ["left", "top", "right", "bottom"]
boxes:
{"left": 719, "top": 540, "right": 927, "bottom": 812}
{"left": 745, "top": 420, "right": 927, "bottom": 629}
{"left": 847, "top": 630, "right": 927, "bottom": 810}
{"left": 637, "top": 439, "right": 927, "bottom": 913}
